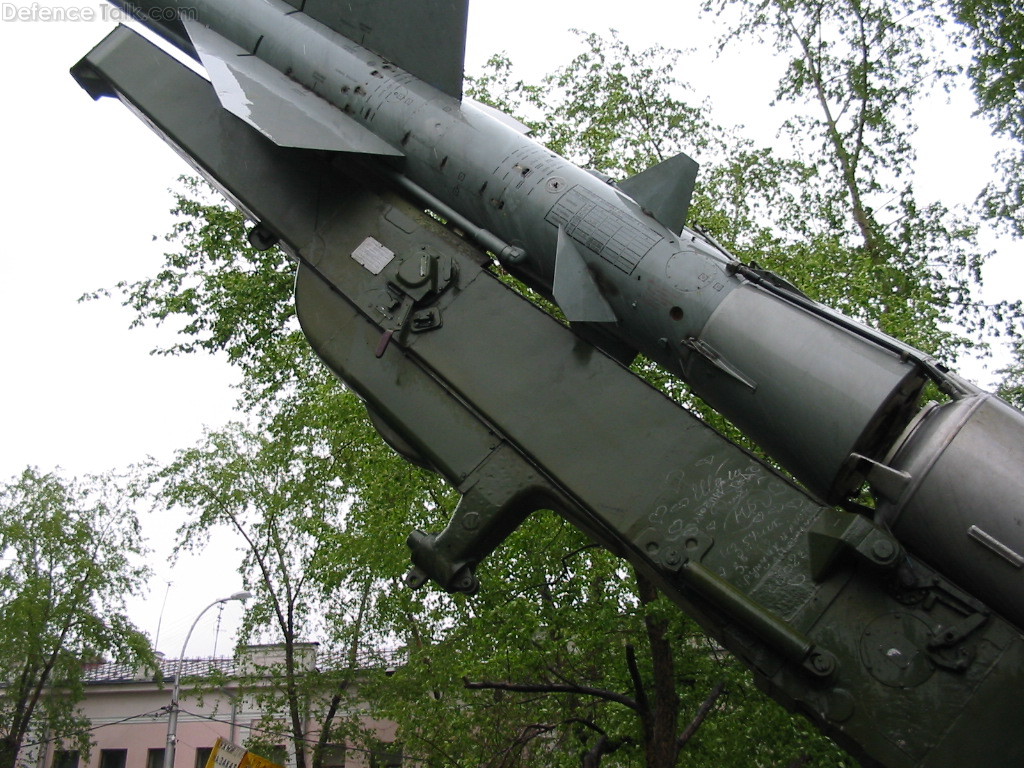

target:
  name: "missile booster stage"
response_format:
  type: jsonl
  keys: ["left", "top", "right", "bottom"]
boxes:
{"left": 71, "top": 2, "right": 1024, "bottom": 764}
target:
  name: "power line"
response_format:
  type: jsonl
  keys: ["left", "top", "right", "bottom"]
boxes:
{"left": 22, "top": 708, "right": 170, "bottom": 749}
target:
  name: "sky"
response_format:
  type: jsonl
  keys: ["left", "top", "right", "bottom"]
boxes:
{"left": 0, "top": 0, "right": 1019, "bottom": 661}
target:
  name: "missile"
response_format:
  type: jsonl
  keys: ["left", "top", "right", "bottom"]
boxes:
{"left": 92, "top": 0, "right": 1024, "bottom": 629}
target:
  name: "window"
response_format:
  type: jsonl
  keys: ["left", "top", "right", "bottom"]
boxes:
{"left": 194, "top": 748, "right": 213, "bottom": 768}
{"left": 53, "top": 751, "right": 79, "bottom": 768}
{"left": 99, "top": 750, "right": 127, "bottom": 768}
{"left": 369, "top": 745, "right": 401, "bottom": 768}
{"left": 147, "top": 749, "right": 165, "bottom": 768}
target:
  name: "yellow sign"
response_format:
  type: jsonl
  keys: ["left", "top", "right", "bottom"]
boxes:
{"left": 240, "top": 752, "right": 286, "bottom": 768}
{"left": 205, "top": 737, "right": 285, "bottom": 768}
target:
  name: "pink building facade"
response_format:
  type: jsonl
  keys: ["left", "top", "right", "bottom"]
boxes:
{"left": 26, "top": 645, "right": 399, "bottom": 768}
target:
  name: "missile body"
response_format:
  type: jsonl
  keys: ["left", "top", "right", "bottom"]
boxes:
{"left": 106, "top": 0, "right": 1024, "bottom": 629}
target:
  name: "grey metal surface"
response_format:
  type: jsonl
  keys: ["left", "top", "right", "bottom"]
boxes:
{"left": 878, "top": 394, "right": 1024, "bottom": 629}
{"left": 551, "top": 225, "right": 618, "bottom": 322}
{"left": 689, "top": 283, "right": 925, "bottom": 501}
{"left": 289, "top": 0, "right": 469, "bottom": 99}
{"left": 183, "top": 18, "right": 404, "bottom": 154}
{"left": 71, "top": 26, "right": 1024, "bottom": 768}
{"left": 616, "top": 150, "right": 699, "bottom": 233}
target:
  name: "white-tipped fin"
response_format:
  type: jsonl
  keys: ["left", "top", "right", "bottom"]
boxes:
{"left": 183, "top": 19, "right": 403, "bottom": 156}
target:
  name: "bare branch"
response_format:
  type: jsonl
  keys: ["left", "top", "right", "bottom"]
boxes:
{"left": 463, "top": 678, "right": 639, "bottom": 712}
{"left": 677, "top": 680, "right": 727, "bottom": 751}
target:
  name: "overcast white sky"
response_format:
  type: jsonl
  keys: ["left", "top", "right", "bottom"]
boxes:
{"left": 0, "top": 0, "right": 1019, "bottom": 660}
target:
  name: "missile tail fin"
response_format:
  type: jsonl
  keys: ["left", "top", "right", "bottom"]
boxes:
{"left": 183, "top": 19, "right": 403, "bottom": 156}
{"left": 618, "top": 152, "right": 699, "bottom": 234}
{"left": 294, "top": 0, "right": 469, "bottom": 100}
{"left": 553, "top": 227, "right": 618, "bottom": 323}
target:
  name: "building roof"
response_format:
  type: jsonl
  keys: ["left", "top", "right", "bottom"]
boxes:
{"left": 82, "top": 657, "right": 237, "bottom": 683}
{"left": 81, "top": 646, "right": 403, "bottom": 684}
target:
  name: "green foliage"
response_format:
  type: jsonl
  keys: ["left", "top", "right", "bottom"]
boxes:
{"left": 150, "top": 405, "right": 447, "bottom": 766}
{"left": 362, "top": 516, "right": 849, "bottom": 766}
{"left": 129, "top": 178, "right": 459, "bottom": 764}
{"left": 700, "top": 0, "right": 1022, "bottom": 363}
{"left": 952, "top": 0, "right": 1024, "bottom": 235}
{"left": 997, "top": 338, "right": 1024, "bottom": 408}
{"left": 954, "top": 0, "right": 1024, "bottom": 386}
{"left": 469, "top": 31, "right": 709, "bottom": 177}
{"left": 0, "top": 468, "right": 152, "bottom": 768}
{"left": 85, "top": 175, "right": 300, "bottom": 414}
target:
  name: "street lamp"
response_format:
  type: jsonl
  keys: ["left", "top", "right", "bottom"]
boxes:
{"left": 164, "top": 591, "right": 251, "bottom": 768}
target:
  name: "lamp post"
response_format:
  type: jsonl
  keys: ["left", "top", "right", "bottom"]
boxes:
{"left": 164, "top": 591, "right": 251, "bottom": 768}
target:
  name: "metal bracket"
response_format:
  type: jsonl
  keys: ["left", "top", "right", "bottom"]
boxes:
{"left": 405, "top": 444, "right": 557, "bottom": 594}
{"left": 633, "top": 525, "right": 836, "bottom": 681}
{"left": 849, "top": 453, "right": 912, "bottom": 504}
{"left": 374, "top": 245, "right": 456, "bottom": 356}
{"left": 808, "top": 508, "right": 903, "bottom": 581}
{"left": 248, "top": 221, "right": 280, "bottom": 251}
{"left": 681, "top": 337, "right": 757, "bottom": 391}
{"left": 632, "top": 526, "right": 713, "bottom": 572}
{"left": 926, "top": 606, "right": 989, "bottom": 672}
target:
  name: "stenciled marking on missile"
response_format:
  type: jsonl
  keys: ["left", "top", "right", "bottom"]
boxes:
{"left": 351, "top": 236, "right": 395, "bottom": 274}
{"left": 545, "top": 186, "right": 662, "bottom": 274}
{"left": 646, "top": 456, "right": 821, "bottom": 619}
{"left": 665, "top": 250, "right": 731, "bottom": 295}
{"left": 385, "top": 84, "right": 415, "bottom": 107}
{"left": 504, "top": 146, "right": 565, "bottom": 197}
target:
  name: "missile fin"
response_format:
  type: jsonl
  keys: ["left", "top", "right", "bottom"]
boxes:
{"left": 618, "top": 151, "right": 699, "bottom": 234}
{"left": 298, "top": 0, "right": 469, "bottom": 100}
{"left": 553, "top": 227, "right": 618, "bottom": 323}
{"left": 183, "top": 19, "right": 403, "bottom": 156}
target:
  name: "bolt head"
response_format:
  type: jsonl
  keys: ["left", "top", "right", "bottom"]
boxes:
{"left": 872, "top": 539, "right": 896, "bottom": 561}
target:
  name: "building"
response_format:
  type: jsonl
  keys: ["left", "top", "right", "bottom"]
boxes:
{"left": 29, "top": 645, "right": 400, "bottom": 768}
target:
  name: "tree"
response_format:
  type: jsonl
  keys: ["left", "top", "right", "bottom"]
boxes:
{"left": 358, "top": 511, "right": 849, "bottom": 767}
{"left": 0, "top": 468, "right": 152, "bottom": 768}
{"left": 703, "top": 0, "right": 1023, "bottom": 379}
{"left": 998, "top": 339, "right": 1024, "bottom": 408}
{"left": 102, "top": 14, "right": 1019, "bottom": 765}
{"left": 151, "top": 410, "right": 424, "bottom": 768}
{"left": 702, "top": 0, "right": 1019, "bottom": 358}
{"left": 468, "top": 31, "right": 711, "bottom": 179}
{"left": 953, "top": 0, "right": 1024, "bottom": 236}
{"left": 950, "top": 0, "right": 1024, "bottom": 391}
{"left": 128, "top": 187, "right": 457, "bottom": 763}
